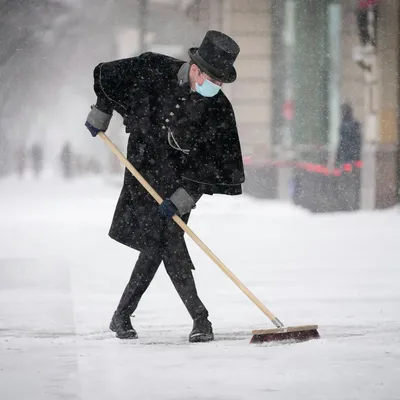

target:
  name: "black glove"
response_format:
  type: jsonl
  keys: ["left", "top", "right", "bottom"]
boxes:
{"left": 85, "top": 104, "right": 112, "bottom": 137}
{"left": 159, "top": 188, "right": 196, "bottom": 219}
{"left": 159, "top": 199, "right": 178, "bottom": 219}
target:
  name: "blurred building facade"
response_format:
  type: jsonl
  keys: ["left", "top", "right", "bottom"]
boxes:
{"left": 179, "top": 0, "right": 399, "bottom": 210}
{"left": 1, "top": 0, "right": 399, "bottom": 210}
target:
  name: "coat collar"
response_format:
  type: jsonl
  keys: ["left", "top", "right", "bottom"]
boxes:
{"left": 178, "top": 62, "right": 191, "bottom": 89}
{"left": 177, "top": 62, "right": 207, "bottom": 101}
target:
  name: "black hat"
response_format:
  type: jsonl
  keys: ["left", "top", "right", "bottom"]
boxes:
{"left": 188, "top": 30, "right": 240, "bottom": 84}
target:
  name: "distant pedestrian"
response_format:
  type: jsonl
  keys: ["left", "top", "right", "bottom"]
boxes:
{"left": 336, "top": 104, "right": 362, "bottom": 165}
{"left": 31, "top": 143, "right": 44, "bottom": 177}
{"left": 60, "top": 142, "right": 73, "bottom": 179}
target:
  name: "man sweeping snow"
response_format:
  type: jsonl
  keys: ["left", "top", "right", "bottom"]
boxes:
{"left": 85, "top": 30, "right": 245, "bottom": 342}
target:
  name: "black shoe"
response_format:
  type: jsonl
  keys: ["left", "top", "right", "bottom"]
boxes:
{"left": 109, "top": 312, "right": 138, "bottom": 339}
{"left": 189, "top": 317, "right": 214, "bottom": 343}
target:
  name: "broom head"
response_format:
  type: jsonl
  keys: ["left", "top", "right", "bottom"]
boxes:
{"left": 250, "top": 324, "right": 319, "bottom": 344}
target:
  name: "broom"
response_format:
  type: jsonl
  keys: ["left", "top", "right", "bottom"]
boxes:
{"left": 99, "top": 132, "right": 320, "bottom": 344}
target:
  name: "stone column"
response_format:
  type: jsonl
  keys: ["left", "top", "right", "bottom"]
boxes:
{"left": 276, "top": 0, "right": 340, "bottom": 199}
{"left": 376, "top": 0, "right": 399, "bottom": 207}
{"left": 293, "top": 0, "right": 330, "bottom": 154}
{"left": 361, "top": 0, "right": 399, "bottom": 209}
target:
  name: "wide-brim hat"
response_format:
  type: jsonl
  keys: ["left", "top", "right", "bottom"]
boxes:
{"left": 188, "top": 30, "right": 240, "bottom": 84}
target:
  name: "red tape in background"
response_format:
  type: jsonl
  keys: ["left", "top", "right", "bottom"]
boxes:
{"left": 243, "top": 157, "right": 363, "bottom": 177}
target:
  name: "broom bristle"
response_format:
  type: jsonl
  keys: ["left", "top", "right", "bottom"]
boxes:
{"left": 250, "top": 325, "right": 320, "bottom": 344}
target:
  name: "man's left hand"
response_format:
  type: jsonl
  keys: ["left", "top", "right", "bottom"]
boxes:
{"left": 159, "top": 188, "right": 196, "bottom": 219}
{"left": 159, "top": 199, "right": 178, "bottom": 219}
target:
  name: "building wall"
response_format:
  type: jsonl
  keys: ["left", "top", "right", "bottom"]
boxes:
{"left": 375, "top": 0, "right": 399, "bottom": 207}
{"left": 378, "top": 0, "right": 399, "bottom": 145}
{"left": 190, "top": 0, "right": 365, "bottom": 161}
{"left": 184, "top": 0, "right": 399, "bottom": 208}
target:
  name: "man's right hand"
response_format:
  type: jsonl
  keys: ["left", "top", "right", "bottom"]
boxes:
{"left": 85, "top": 104, "right": 112, "bottom": 137}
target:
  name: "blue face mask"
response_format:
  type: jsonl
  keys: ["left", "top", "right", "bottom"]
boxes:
{"left": 195, "top": 78, "right": 221, "bottom": 97}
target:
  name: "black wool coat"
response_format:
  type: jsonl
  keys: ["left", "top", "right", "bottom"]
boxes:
{"left": 91, "top": 52, "right": 244, "bottom": 265}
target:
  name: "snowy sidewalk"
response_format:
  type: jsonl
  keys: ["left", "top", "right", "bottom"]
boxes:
{"left": 0, "top": 177, "right": 399, "bottom": 399}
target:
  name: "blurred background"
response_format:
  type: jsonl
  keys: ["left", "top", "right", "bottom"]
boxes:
{"left": 0, "top": 0, "right": 398, "bottom": 212}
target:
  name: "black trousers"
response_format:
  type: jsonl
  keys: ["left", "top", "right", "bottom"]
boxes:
{"left": 115, "top": 250, "right": 209, "bottom": 321}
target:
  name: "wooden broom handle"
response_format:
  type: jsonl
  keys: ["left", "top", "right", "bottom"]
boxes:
{"left": 99, "top": 132, "right": 284, "bottom": 328}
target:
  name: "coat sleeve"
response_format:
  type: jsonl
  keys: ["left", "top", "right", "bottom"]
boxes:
{"left": 92, "top": 53, "right": 153, "bottom": 117}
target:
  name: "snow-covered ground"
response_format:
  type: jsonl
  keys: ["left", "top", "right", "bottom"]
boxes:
{"left": 0, "top": 176, "right": 399, "bottom": 400}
